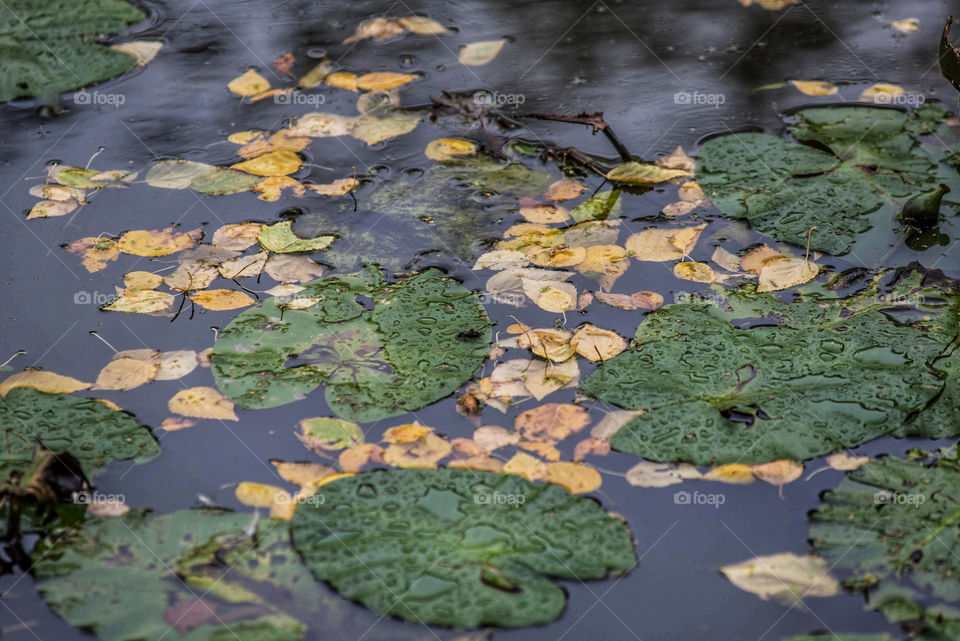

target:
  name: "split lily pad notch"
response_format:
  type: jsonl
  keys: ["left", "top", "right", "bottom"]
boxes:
{"left": 580, "top": 272, "right": 960, "bottom": 465}
{"left": 291, "top": 468, "right": 636, "bottom": 628}
{"left": 697, "top": 105, "right": 960, "bottom": 268}
{"left": 212, "top": 268, "right": 492, "bottom": 421}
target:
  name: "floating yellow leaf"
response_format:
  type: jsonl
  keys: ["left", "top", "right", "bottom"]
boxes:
{"left": 356, "top": 72, "right": 417, "bottom": 91}
{"left": 739, "top": 244, "right": 784, "bottom": 272}
{"left": 757, "top": 257, "right": 818, "bottom": 292}
{"left": 825, "top": 452, "right": 871, "bottom": 471}
{"left": 238, "top": 130, "right": 310, "bottom": 159}
{"left": 228, "top": 69, "right": 271, "bottom": 96}
{"left": 123, "top": 271, "right": 163, "bottom": 291}
{"left": 571, "top": 324, "right": 626, "bottom": 361}
{"left": 0, "top": 370, "right": 90, "bottom": 397}
{"left": 352, "top": 112, "right": 422, "bottom": 145}
{"left": 459, "top": 39, "right": 507, "bottom": 66}
{"left": 704, "top": 463, "right": 755, "bottom": 484}
{"left": 503, "top": 452, "right": 547, "bottom": 481}
{"left": 515, "top": 403, "right": 590, "bottom": 442}
{"left": 606, "top": 162, "right": 688, "bottom": 184}
{"left": 545, "top": 462, "right": 602, "bottom": 493}
{"left": 235, "top": 481, "right": 290, "bottom": 508}
{"left": 67, "top": 237, "right": 119, "bottom": 273}
{"left": 324, "top": 72, "right": 359, "bottom": 91}
{"left": 449, "top": 456, "right": 505, "bottom": 473}
{"left": 516, "top": 328, "right": 575, "bottom": 362}
{"left": 343, "top": 17, "right": 405, "bottom": 44}
{"left": 398, "top": 16, "right": 448, "bottom": 34}
{"left": 674, "top": 261, "right": 716, "bottom": 283}
{"left": 28, "top": 199, "right": 77, "bottom": 219}
{"left": 218, "top": 251, "right": 268, "bottom": 279}
{"left": 523, "top": 359, "right": 579, "bottom": 401}
{"left": 189, "top": 289, "right": 255, "bottom": 311}
{"left": 307, "top": 177, "right": 359, "bottom": 196}
{"left": 232, "top": 150, "right": 302, "bottom": 177}
{"left": 111, "top": 40, "right": 163, "bottom": 67}
{"left": 159, "top": 417, "right": 197, "bottom": 431}
{"left": 271, "top": 461, "right": 337, "bottom": 488}
{"left": 383, "top": 422, "right": 433, "bottom": 443}
{"left": 658, "top": 146, "right": 696, "bottom": 172}
{"left": 117, "top": 227, "right": 201, "bottom": 257}
{"left": 227, "top": 131, "right": 263, "bottom": 144}
{"left": 859, "top": 82, "right": 904, "bottom": 103}
{"left": 424, "top": 138, "right": 477, "bottom": 160}
{"left": 625, "top": 223, "right": 706, "bottom": 261}
{"left": 752, "top": 460, "right": 803, "bottom": 493}
{"left": 544, "top": 179, "right": 587, "bottom": 201}
{"left": 163, "top": 260, "right": 220, "bottom": 292}
{"left": 790, "top": 80, "right": 838, "bottom": 96}
{"left": 339, "top": 444, "right": 385, "bottom": 472}
{"left": 527, "top": 246, "right": 586, "bottom": 268}
{"left": 892, "top": 18, "right": 919, "bottom": 33}
{"left": 286, "top": 112, "right": 357, "bottom": 138}
{"left": 168, "top": 386, "right": 238, "bottom": 421}
{"left": 383, "top": 432, "right": 452, "bottom": 468}
{"left": 93, "top": 357, "right": 157, "bottom": 391}
{"left": 212, "top": 222, "right": 264, "bottom": 250}
{"left": 720, "top": 553, "right": 839, "bottom": 605}
{"left": 103, "top": 290, "right": 176, "bottom": 314}
{"left": 153, "top": 351, "right": 198, "bottom": 380}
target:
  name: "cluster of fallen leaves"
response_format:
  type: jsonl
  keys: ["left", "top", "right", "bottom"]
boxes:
{"left": 26, "top": 164, "right": 138, "bottom": 219}
{"left": 787, "top": 79, "right": 918, "bottom": 103}
{"left": 66, "top": 220, "right": 329, "bottom": 315}
{"left": 237, "top": 409, "right": 609, "bottom": 520}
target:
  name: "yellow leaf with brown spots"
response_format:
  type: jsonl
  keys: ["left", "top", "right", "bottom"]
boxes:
{"left": 228, "top": 69, "right": 271, "bottom": 96}
{"left": 93, "top": 357, "right": 157, "bottom": 391}
{"left": 515, "top": 403, "right": 590, "bottom": 442}
{"left": 117, "top": 227, "right": 201, "bottom": 257}
{"left": 674, "top": 261, "right": 716, "bottom": 283}
{"left": 67, "top": 237, "right": 119, "bottom": 272}
{"left": 212, "top": 223, "right": 264, "bottom": 250}
{"left": 189, "top": 289, "right": 255, "bottom": 311}
{"left": 168, "top": 386, "right": 238, "bottom": 421}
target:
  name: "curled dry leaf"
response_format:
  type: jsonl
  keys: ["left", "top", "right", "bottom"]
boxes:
{"left": 571, "top": 324, "right": 626, "bottom": 361}
{"left": 523, "top": 359, "right": 579, "bottom": 400}
{"left": 516, "top": 328, "right": 576, "bottom": 362}
{"left": 212, "top": 223, "right": 264, "bottom": 250}
{"left": 658, "top": 146, "right": 697, "bottom": 172}
{"left": 110, "top": 41, "right": 163, "bottom": 67}
{"left": 343, "top": 17, "right": 405, "bottom": 43}
{"left": 307, "top": 177, "right": 359, "bottom": 196}
{"left": 159, "top": 417, "right": 196, "bottom": 431}
{"left": 168, "top": 386, "right": 238, "bottom": 421}
{"left": 217, "top": 251, "right": 268, "bottom": 279}
{"left": 751, "top": 460, "right": 804, "bottom": 488}
{"left": 398, "top": 16, "right": 448, "bottom": 34}
{"left": 719, "top": 553, "right": 839, "bottom": 605}
{"left": 625, "top": 461, "right": 702, "bottom": 487}
{"left": 625, "top": 224, "right": 706, "bottom": 261}
{"left": 825, "top": 452, "right": 871, "bottom": 470}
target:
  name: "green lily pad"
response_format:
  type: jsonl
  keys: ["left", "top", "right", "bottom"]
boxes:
{"left": 290, "top": 468, "right": 636, "bottom": 628}
{"left": 301, "top": 154, "right": 557, "bottom": 270}
{"left": 32, "top": 509, "right": 342, "bottom": 641}
{"left": 580, "top": 274, "right": 960, "bottom": 464}
{"left": 810, "top": 450, "right": 960, "bottom": 641}
{"left": 697, "top": 105, "right": 960, "bottom": 267}
{"left": 0, "top": 388, "right": 158, "bottom": 481}
{"left": 211, "top": 267, "right": 491, "bottom": 421}
{"left": 0, "top": 0, "right": 145, "bottom": 102}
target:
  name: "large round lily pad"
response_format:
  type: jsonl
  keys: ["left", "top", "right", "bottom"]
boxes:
{"left": 0, "top": 388, "right": 158, "bottom": 481}
{"left": 810, "top": 450, "right": 960, "bottom": 640}
{"left": 211, "top": 267, "right": 491, "bottom": 421}
{"left": 290, "top": 468, "right": 636, "bottom": 628}
{"left": 0, "top": 0, "right": 145, "bottom": 102}
{"left": 580, "top": 274, "right": 960, "bottom": 464}
{"left": 32, "top": 509, "right": 346, "bottom": 641}
{"left": 697, "top": 105, "right": 960, "bottom": 267}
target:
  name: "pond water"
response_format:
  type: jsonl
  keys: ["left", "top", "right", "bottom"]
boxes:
{"left": 1, "top": 1, "right": 959, "bottom": 640}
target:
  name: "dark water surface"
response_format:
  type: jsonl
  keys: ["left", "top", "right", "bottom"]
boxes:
{"left": 1, "top": 1, "right": 958, "bottom": 640}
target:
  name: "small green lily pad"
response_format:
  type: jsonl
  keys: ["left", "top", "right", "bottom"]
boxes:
{"left": 211, "top": 267, "right": 491, "bottom": 421}
{"left": 290, "top": 468, "right": 636, "bottom": 628}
